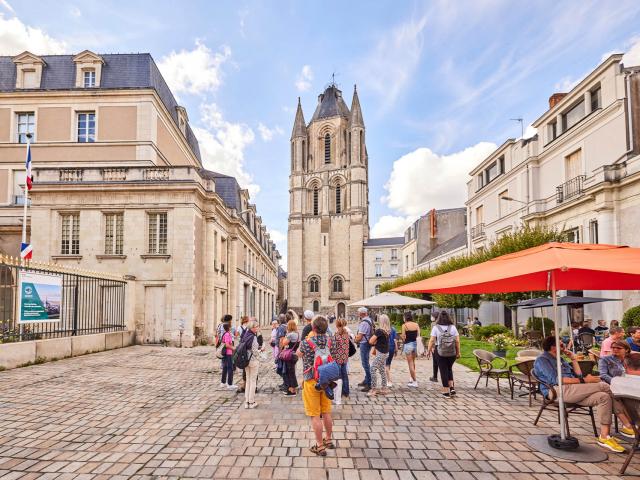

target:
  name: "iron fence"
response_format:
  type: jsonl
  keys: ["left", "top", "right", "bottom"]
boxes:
{"left": 0, "top": 259, "right": 126, "bottom": 343}
{"left": 556, "top": 175, "right": 586, "bottom": 204}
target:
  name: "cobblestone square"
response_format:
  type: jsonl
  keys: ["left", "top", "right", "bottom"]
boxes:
{"left": 0, "top": 345, "right": 637, "bottom": 479}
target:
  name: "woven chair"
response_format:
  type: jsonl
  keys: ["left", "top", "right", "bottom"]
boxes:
{"left": 579, "top": 332, "right": 595, "bottom": 354}
{"left": 509, "top": 359, "right": 538, "bottom": 406}
{"left": 473, "top": 349, "right": 511, "bottom": 395}
{"left": 612, "top": 395, "right": 640, "bottom": 475}
{"left": 531, "top": 371, "right": 598, "bottom": 437}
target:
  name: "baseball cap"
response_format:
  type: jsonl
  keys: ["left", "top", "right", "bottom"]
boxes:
{"left": 303, "top": 310, "right": 314, "bottom": 320}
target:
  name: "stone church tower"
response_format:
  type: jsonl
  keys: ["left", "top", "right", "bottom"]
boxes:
{"left": 287, "top": 83, "right": 369, "bottom": 318}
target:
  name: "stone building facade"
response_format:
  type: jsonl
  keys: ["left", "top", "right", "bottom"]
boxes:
{"left": 0, "top": 50, "right": 279, "bottom": 345}
{"left": 287, "top": 84, "right": 369, "bottom": 317}
{"left": 466, "top": 53, "right": 640, "bottom": 324}
{"left": 364, "top": 237, "right": 403, "bottom": 298}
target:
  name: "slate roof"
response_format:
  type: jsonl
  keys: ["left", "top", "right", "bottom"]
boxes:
{"left": 310, "top": 85, "right": 351, "bottom": 121}
{"left": 198, "top": 169, "right": 241, "bottom": 210}
{"left": 0, "top": 53, "right": 201, "bottom": 162}
{"left": 418, "top": 231, "right": 468, "bottom": 264}
{"left": 365, "top": 237, "right": 404, "bottom": 247}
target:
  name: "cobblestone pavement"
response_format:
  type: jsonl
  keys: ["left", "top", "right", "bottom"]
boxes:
{"left": 0, "top": 344, "right": 637, "bottom": 479}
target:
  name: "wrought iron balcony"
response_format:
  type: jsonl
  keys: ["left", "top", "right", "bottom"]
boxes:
{"left": 471, "top": 223, "right": 485, "bottom": 239}
{"left": 556, "top": 175, "right": 586, "bottom": 204}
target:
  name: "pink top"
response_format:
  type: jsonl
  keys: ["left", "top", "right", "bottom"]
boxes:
{"left": 601, "top": 336, "right": 614, "bottom": 357}
{"left": 223, "top": 332, "right": 233, "bottom": 355}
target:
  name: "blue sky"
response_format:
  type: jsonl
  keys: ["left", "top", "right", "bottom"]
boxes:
{"left": 3, "top": 0, "right": 640, "bottom": 264}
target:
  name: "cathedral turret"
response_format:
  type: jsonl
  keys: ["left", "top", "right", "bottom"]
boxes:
{"left": 290, "top": 98, "right": 307, "bottom": 173}
{"left": 348, "top": 85, "right": 364, "bottom": 128}
{"left": 348, "top": 85, "right": 365, "bottom": 165}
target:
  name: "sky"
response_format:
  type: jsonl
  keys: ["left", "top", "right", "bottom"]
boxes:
{"left": 2, "top": 0, "right": 640, "bottom": 267}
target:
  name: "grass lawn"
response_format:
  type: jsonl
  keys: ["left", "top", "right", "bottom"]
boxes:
{"left": 457, "top": 336, "right": 521, "bottom": 372}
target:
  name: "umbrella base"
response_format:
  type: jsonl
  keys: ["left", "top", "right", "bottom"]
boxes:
{"left": 527, "top": 434, "right": 608, "bottom": 462}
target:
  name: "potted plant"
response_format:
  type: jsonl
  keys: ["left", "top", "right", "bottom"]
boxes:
{"left": 491, "top": 334, "right": 509, "bottom": 358}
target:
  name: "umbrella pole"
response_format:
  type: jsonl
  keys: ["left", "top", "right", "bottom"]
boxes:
{"left": 551, "top": 276, "right": 568, "bottom": 441}
{"left": 541, "top": 307, "right": 545, "bottom": 338}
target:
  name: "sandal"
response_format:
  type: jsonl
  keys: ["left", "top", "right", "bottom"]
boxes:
{"left": 310, "top": 444, "right": 327, "bottom": 456}
{"left": 323, "top": 438, "right": 335, "bottom": 449}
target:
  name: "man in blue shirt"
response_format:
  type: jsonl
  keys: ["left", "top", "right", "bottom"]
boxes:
{"left": 533, "top": 336, "right": 633, "bottom": 453}
{"left": 354, "top": 307, "right": 374, "bottom": 392}
{"left": 626, "top": 326, "right": 640, "bottom": 352}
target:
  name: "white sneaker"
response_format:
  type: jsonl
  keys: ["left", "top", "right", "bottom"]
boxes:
{"left": 227, "top": 384, "right": 238, "bottom": 390}
{"left": 219, "top": 383, "right": 226, "bottom": 388}
{"left": 408, "top": 381, "right": 418, "bottom": 388}
{"left": 387, "top": 382, "right": 393, "bottom": 388}
{"left": 248, "top": 402, "right": 258, "bottom": 409}
{"left": 334, "top": 400, "right": 342, "bottom": 405}
{"left": 244, "top": 402, "right": 249, "bottom": 409}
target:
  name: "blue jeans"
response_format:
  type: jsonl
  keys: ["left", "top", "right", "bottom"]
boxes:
{"left": 339, "top": 363, "right": 350, "bottom": 396}
{"left": 360, "top": 342, "right": 372, "bottom": 386}
{"left": 221, "top": 355, "right": 234, "bottom": 385}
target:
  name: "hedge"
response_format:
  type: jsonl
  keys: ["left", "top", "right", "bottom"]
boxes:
{"left": 622, "top": 306, "right": 640, "bottom": 329}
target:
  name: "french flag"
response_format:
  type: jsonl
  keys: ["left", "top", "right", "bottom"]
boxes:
{"left": 25, "top": 141, "right": 33, "bottom": 191}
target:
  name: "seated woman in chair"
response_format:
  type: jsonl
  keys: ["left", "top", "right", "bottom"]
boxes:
{"left": 599, "top": 340, "right": 630, "bottom": 384}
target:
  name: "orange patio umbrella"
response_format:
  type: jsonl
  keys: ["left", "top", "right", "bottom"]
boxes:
{"left": 393, "top": 242, "right": 640, "bottom": 448}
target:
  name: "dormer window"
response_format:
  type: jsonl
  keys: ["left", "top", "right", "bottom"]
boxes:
{"left": 83, "top": 69, "right": 96, "bottom": 88}
{"left": 12, "top": 51, "right": 45, "bottom": 89}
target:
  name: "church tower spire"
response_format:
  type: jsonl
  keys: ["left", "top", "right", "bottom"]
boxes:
{"left": 291, "top": 97, "right": 307, "bottom": 139}
{"left": 348, "top": 84, "right": 364, "bottom": 128}
{"left": 290, "top": 97, "right": 307, "bottom": 174}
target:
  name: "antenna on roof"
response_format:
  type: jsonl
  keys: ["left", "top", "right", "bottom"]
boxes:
{"left": 510, "top": 117, "right": 524, "bottom": 139}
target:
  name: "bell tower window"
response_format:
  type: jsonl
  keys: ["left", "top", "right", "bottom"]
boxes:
{"left": 324, "top": 133, "right": 331, "bottom": 164}
{"left": 313, "top": 186, "right": 319, "bottom": 216}
{"left": 335, "top": 184, "right": 341, "bottom": 214}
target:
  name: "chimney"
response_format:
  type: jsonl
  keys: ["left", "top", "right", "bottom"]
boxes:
{"left": 549, "top": 93, "right": 568, "bottom": 109}
{"left": 429, "top": 208, "right": 437, "bottom": 250}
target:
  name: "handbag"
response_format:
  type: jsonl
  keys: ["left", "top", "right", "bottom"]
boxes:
{"left": 215, "top": 341, "right": 226, "bottom": 359}
{"left": 278, "top": 341, "right": 299, "bottom": 363}
{"left": 348, "top": 339, "right": 357, "bottom": 357}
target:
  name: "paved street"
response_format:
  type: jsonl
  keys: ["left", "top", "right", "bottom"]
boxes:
{"left": 0, "top": 345, "right": 637, "bottom": 479}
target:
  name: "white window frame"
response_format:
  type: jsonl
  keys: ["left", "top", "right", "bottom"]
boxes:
{"left": 61, "top": 212, "right": 80, "bottom": 255}
{"left": 83, "top": 69, "right": 96, "bottom": 88}
{"left": 148, "top": 212, "right": 168, "bottom": 254}
{"left": 16, "top": 112, "right": 35, "bottom": 143}
{"left": 77, "top": 111, "right": 96, "bottom": 143}
{"left": 104, "top": 212, "right": 124, "bottom": 255}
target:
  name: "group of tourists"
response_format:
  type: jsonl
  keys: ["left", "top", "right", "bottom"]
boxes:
{"left": 215, "top": 306, "right": 462, "bottom": 456}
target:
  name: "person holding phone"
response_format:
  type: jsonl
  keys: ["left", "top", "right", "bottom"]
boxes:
{"left": 533, "top": 336, "right": 634, "bottom": 453}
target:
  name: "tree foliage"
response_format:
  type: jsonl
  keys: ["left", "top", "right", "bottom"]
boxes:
{"left": 380, "top": 225, "right": 564, "bottom": 308}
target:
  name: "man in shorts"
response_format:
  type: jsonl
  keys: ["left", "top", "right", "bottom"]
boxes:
{"left": 300, "top": 315, "right": 337, "bottom": 456}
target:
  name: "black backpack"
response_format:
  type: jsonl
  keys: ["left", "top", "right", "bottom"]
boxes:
{"left": 233, "top": 337, "right": 253, "bottom": 369}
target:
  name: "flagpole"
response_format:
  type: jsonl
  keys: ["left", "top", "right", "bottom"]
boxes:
{"left": 21, "top": 133, "right": 31, "bottom": 251}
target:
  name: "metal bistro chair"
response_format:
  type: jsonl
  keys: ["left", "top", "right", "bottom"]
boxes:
{"left": 509, "top": 359, "right": 538, "bottom": 407}
{"left": 531, "top": 371, "right": 598, "bottom": 437}
{"left": 613, "top": 395, "right": 640, "bottom": 475}
{"left": 579, "top": 332, "right": 595, "bottom": 354}
{"left": 473, "top": 349, "right": 512, "bottom": 395}
{"left": 516, "top": 349, "right": 542, "bottom": 360}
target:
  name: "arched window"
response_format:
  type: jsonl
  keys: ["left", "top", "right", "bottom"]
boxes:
{"left": 324, "top": 133, "right": 331, "bottom": 164}
{"left": 375, "top": 285, "right": 381, "bottom": 295}
{"left": 313, "top": 300, "right": 319, "bottom": 312}
{"left": 313, "top": 186, "right": 319, "bottom": 215}
{"left": 335, "top": 184, "right": 341, "bottom": 214}
{"left": 359, "top": 131, "right": 364, "bottom": 162}
{"left": 309, "top": 276, "right": 319, "bottom": 293}
{"left": 332, "top": 276, "right": 343, "bottom": 293}
{"left": 302, "top": 140, "right": 306, "bottom": 170}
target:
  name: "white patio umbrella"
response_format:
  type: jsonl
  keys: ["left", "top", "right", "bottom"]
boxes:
{"left": 348, "top": 291, "right": 435, "bottom": 307}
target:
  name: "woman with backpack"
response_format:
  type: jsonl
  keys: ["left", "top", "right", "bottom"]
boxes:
{"left": 281, "top": 319, "right": 301, "bottom": 396}
{"left": 367, "top": 314, "right": 391, "bottom": 397}
{"left": 241, "top": 320, "right": 262, "bottom": 408}
{"left": 333, "top": 318, "right": 351, "bottom": 404}
{"left": 427, "top": 311, "right": 461, "bottom": 398}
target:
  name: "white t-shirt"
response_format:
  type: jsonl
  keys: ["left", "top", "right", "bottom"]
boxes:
{"left": 430, "top": 324, "right": 459, "bottom": 340}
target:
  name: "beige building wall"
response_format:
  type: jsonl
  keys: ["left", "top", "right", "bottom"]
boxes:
{"left": 364, "top": 241, "right": 402, "bottom": 298}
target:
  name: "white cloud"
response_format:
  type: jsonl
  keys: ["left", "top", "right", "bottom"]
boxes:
{"left": 382, "top": 142, "right": 497, "bottom": 216}
{"left": 269, "top": 229, "right": 287, "bottom": 244}
{"left": 0, "top": 1, "right": 14, "bottom": 14}
{"left": 356, "top": 13, "right": 427, "bottom": 111}
{"left": 69, "top": 6, "right": 81, "bottom": 18}
{"left": 623, "top": 36, "right": 640, "bottom": 67}
{"left": 257, "top": 123, "right": 283, "bottom": 142}
{"left": 523, "top": 124, "right": 537, "bottom": 140}
{"left": 157, "top": 41, "right": 231, "bottom": 97}
{"left": 194, "top": 103, "right": 259, "bottom": 196}
{"left": 0, "top": 15, "right": 67, "bottom": 55}
{"left": 295, "top": 65, "right": 313, "bottom": 92}
{"left": 371, "top": 215, "right": 415, "bottom": 238}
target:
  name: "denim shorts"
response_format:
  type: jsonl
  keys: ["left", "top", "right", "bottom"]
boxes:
{"left": 403, "top": 341, "right": 417, "bottom": 355}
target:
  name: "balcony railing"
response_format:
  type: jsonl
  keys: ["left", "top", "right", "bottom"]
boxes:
{"left": 556, "top": 175, "right": 586, "bottom": 204}
{"left": 12, "top": 195, "right": 31, "bottom": 206}
{"left": 470, "top": 223, "right": 485, "bottom": 239}
{"left": 143, "top": 168, "right": 170, "bottom": 181}
{"left": 59, "top": 169, "right": 83, "bottom": 182}
{"left": 102, "top": 168, "right": 127, "bottom": 181}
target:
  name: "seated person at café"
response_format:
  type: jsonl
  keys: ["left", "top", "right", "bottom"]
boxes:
{"left": 627, "top": 326, "right": 640, "bottom": 353}
{"left": 578, "top": 319, "right": 596, "bottom": 336}
{"left": 600, "top": 326, "right": 625, "bottom": 357}
{"left": 611, "top": 352, "right": 640, "bottom": 400}
{"left": 533, "top": 336, "right": 635, "bottom": 452}
{"left": 594, "top": 319, "right": 609, "bottom": 337}
{"left": 599, "top": 340, "right": 630, "bottom": 384}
